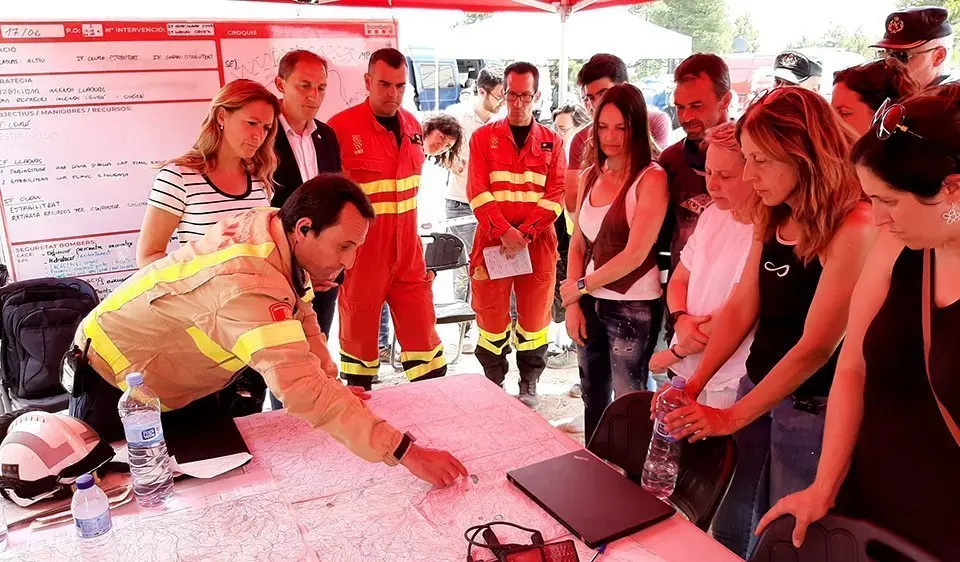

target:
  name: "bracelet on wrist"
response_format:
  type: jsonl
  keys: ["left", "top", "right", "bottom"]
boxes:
{"left": 669, "top": 346, "right": 686, "bottom": 360}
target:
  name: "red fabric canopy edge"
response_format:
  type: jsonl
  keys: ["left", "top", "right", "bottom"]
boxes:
{"left": 250, "top": 0, "right": 648, "bottom": 13}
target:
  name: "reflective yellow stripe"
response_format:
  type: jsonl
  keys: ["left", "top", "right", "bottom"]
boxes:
{"left": 477, "top": 327, "right": 511, "bottom": 355}
{"left": 499, "top": 190, "right": 543, "bottom": 203}
{"left": 405, "top": 354, "right": 447, "bottom": 380}
{"left": 84, "top": 242, "right": 277, "bottom": 374}
{"left": 537, "top": 198, "right": 563, "bottom": 216}
{"left": 85, "top": 320, "right": 130, "bottom": 373}
{"left": 470, "top": 192, "right": 496, "bottom": 210}
{"left": 358, "top": 175, "right": 421, "bottom": 195}
{"left": 301, "top": 285, "right": 315, "bottom": 303}
{"left": 396, "top": 175, "right": 420, "bottom": 192}
{"left": 399, "top": 344, "right": 444, "bottom": 364}
{"left": 340, "top": 350, "right": 379, "bottom": 368}
{"left": 358, "top": 179, "right": 395, "bottom": 195}
{"left": 489, "top": 171, "right": 547, "bottom": 187}
{"left": 372, "top": 197, "right": 417, "bottom": 215}
{"left": 515, "top": 325, "right": 549, "bottom": 351}
{"left": 340, "top": 362, "right": 378, "bottom": 376}
{"left": 186, "top": 327, "right": 246, "bottom": 372}
{"left": 470, "top": 190, "right": 546, "bottom": 210}
{"left": 231, "top": 320, "right": 306, "bottom": 363}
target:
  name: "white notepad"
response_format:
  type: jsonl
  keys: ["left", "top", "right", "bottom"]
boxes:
{"left": 483, "top": 245, "right": 533, "bottom": 280}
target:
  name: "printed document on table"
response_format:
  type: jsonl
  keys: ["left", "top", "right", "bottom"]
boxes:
{"left": 483, "top": 246, "right": 533, "bottom": 280}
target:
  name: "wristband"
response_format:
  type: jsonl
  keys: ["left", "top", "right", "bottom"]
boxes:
{"left": 391, "top": 432, "right": 415, "bottom": 463}
{"left": 669, "top": 346, "right": 686, "bottom": 360}
{"left": 667, "top": 310, "right": 688, "bottom": 330}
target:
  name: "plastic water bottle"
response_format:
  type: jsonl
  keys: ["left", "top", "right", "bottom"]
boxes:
{"left": 71, "top": 474, "right": 116, "bottom": 561}
{"left": 118, "top": 372, "right": 173, "bottom": 507}
{"left": 641, "top": 376, "right": 692, "bottom": 499}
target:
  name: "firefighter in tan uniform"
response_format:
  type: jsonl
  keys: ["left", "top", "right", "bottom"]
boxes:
{"left": 65, "top": 176, "right": 466, "bottom": 487}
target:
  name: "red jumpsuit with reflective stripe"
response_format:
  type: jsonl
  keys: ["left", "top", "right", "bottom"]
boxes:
{"left": 328, "top": 100, "right": 445, "bottom": 387}
{"left": 467, "top": 118, "right": 566, "bottom": 386}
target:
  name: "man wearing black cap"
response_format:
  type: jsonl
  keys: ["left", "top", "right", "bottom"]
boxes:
{"left": 773, "top": 50, "right": 823, "bottom": 93}
{"left": 873, "top": 6, "right": 954, "bottom": 88}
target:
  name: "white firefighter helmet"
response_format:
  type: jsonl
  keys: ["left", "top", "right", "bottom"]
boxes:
{"left": 0, "top": 410, "right": 114, "bottom": 506}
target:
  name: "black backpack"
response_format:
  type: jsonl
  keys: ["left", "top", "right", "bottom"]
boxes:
{"left": 0, "top": 278, "right": 99, "bottom": 400}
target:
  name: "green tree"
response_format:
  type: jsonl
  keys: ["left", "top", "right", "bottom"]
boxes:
{"left": 894, "top": 0, "right": 960, "bottom": 54}
{"left": 453, "top": 12, "right": 492, "bottom": 29}
{"left": 631, "top": 0, "right": 732, "bottom": 54}
{"left": 789, "top": 25, "right": 874, "bottom": 58}
{"left": 731, "top": 13, "right": 760, "bottom": 52}
{"left": 896, "top": 0, "right": 947, "bottom": 8}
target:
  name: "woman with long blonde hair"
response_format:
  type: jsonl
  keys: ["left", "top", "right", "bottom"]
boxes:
{"left": 648, "top": 122, "right": 760, "bottom": 408}
{"left": 656, "top": 87, "right": 876, "bottom": 557}
{"left": 137, "top": 79, "right": 281, "bottom": 266}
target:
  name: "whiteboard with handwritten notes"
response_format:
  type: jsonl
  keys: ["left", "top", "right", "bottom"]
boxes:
{"left": 0, "top": 20, "right": 395, "bottom": 296}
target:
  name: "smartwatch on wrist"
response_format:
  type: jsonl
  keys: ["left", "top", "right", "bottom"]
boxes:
{"left": 577, "top": 277, "right": 589, "bottom": 295}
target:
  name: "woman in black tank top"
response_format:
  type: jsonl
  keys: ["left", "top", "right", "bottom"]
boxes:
{"left": 658, "top": 89, "right": 875, "bottom": 557}
{"left": 758, "top": 86, "right": 960, "bottom": 559}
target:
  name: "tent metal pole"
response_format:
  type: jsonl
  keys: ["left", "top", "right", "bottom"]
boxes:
{"left": 558, "top": 3, "right": 569, "bottom": 107}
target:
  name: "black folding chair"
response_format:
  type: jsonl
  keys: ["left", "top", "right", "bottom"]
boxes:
{"left": 586, "top": 391, "right": 737, "bottom": 531}
{"left": 750, "top": 514, "right": 937, "bottom": 562}
{"left": 391, "top": 233, "right": 476, "bottom": 368}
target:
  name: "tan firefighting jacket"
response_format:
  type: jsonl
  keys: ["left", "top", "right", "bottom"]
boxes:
{"left": 74, "top": 208, "right": 403, "bottom": 465}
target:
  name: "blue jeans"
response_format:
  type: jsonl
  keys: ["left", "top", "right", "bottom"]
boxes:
{"left": 445, "top": 199, "right": 476, "bottom": 302}
{"left": 577, "top": 295, "right": 661, "bottom": 439}
{"left": 711, "top": 375, "right": 827, "bottom": 558}
{"left": 378, "top": 304, "right": 392, "bottom": 350}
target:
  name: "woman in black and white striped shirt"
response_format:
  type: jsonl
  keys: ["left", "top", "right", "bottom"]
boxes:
{"left": 136, "top": 79, "right": 281, "bottom": 266}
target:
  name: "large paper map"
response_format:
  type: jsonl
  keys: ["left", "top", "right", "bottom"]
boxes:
{"left": 0, "top": 376, "right": 689, "bottom": 561}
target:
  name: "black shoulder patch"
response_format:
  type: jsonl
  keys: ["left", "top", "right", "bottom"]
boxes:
{"left": 540, "top": 141, "right": 554, "bottom": 151}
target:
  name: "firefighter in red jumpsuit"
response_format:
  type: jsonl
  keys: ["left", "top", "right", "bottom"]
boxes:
{"left": 328, "top": 48, "right": 445, "bottom": 390}
{"left": 467, "top": 62, "right": 566, "bottom": 408}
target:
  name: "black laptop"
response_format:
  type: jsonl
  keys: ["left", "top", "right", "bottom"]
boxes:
{"left": 507, "top": 450, "right": 675, "bottom": 548}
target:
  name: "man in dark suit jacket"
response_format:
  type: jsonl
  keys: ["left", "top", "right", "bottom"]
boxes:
{"left": 269, "top": 50, "right": 344, "bottom": 409}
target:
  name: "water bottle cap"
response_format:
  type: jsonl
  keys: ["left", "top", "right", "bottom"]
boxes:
{"left": 76, "top": 474, "right": 94, "bottom": 490}
{"left": 125, "top": 372, "right": 143, "bottom": 387}
{"left": 671, "top": 376, "right": 687, "bottom": 390}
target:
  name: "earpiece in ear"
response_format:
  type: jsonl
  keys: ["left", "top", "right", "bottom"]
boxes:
{"left": 300, "top": 226, "right": 310, "bottom": 235}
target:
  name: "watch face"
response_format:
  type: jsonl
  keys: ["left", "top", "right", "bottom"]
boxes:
{"left": 577, "top": 279, "right": 586, "bottom": 290}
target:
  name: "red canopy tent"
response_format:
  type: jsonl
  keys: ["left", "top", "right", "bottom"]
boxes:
{"left": 251, "top": 0, "right": 656, "bottom": 96}
{"left": 258, "top": 1, "right": 641, "bottom": 13}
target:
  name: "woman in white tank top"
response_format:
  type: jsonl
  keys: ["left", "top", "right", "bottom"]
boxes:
{"left": 560, "top": 84, "right": 669, "bottom": 439}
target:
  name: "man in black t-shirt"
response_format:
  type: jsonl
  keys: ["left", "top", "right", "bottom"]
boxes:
{"left": 659, "top": 54, "right": 733, "bottom": 274}
{"left": 656, "top": 54, "right": 732, "bottom": 350}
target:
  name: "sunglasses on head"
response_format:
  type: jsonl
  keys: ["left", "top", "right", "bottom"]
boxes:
{"left": 873, "top": 98, "right": 960, "bottom": 165}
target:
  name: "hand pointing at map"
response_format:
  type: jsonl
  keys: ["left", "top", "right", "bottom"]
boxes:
{"left": 401, "top": 444, "right": 469, "bottom": 488}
